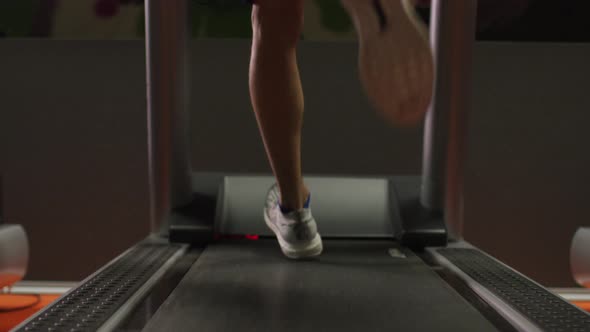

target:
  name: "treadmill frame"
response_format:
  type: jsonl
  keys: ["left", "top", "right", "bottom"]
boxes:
{"left": 146, "top": 0, "right": 476, "bottom": 246}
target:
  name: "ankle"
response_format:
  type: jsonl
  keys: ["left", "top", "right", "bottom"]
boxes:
{"left": 279, "top": 186, "right": 310, "bottom": 212}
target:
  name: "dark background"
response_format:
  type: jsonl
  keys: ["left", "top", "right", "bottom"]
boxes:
{"left": 2, "top": 0, "right": 590, "bottom": 41}
{"left": 420, "top": 0, "right": 590, "bottom": 42}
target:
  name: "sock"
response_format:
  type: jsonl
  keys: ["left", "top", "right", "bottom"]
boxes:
{"left": 280, "top": 193, "right": 311, "bottom": 214}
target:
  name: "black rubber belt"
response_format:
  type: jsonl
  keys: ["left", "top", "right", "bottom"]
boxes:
{"left": 438, "top": 248, "right": 590, "bottom": 332}
{"left": 16, "top": 243, "right": 180, "bottom": 332}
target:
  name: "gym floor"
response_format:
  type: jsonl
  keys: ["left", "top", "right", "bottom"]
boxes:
{"left": 0, "top": 294, "right": 60, "bottom": 332}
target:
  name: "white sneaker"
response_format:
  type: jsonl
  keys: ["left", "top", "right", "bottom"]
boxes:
{"left": 264, "top": 184, "right": 323, "bottom": 259}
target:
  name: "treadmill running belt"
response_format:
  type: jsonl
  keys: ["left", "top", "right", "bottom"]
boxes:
{"left": 144, "top": 240, "right": 499, "bottom": 332}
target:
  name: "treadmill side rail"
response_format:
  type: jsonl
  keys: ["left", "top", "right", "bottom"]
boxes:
{"left": 428, "top": 242, "right": 590, "bottom": 332}
{"left": 11, "top": 237, "right": 187, "bottom": 332}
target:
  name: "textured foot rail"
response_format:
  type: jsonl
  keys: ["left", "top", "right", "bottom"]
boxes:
{"left": 439, "top": 248, "right": 590, "bottom": 332}
{"left": 17, "top": 243, "right": 180, "bottom": 332}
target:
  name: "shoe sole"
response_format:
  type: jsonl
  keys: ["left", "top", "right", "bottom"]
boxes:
{"left": 341, "top": 0, "right": 434, "bottom": 126}
{"left": 264, "top": 208, "right": 324, "bottom": 259}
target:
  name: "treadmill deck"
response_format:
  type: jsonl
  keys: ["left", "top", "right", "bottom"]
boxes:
{"left": 144, "top": 239, "right": 499, "bottom": 332}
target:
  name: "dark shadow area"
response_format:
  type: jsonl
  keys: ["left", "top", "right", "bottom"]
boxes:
{"left": 417, "top": 0, "right": 590, "bottom": 42}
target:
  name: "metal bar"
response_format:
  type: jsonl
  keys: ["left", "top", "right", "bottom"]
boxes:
{"left": 145, "top": 0, "right": 193, "bottom": 235}
{"left": 427, "top": 245, "right": 541, "bottom": 332}
{"left": 420, "top": 0, "right": 477, "bottom": 240}
{"left": 98, "top": 245, "right": 188, "bottom": 332}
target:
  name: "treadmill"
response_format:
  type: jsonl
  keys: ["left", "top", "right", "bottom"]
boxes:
{"left": 12, "top": 1, "right": 590, "bottom": 331}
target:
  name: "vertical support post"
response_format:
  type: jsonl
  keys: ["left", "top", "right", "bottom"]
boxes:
{"left": 145, "top": 0, "right": 193, "bottom": 235}
{"left": 420, "top": 0, "right": 477, "bottom": 240}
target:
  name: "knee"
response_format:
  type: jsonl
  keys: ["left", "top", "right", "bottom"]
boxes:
{"left": 251, "top": 0, "right": 304, "bottom": 47}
